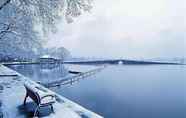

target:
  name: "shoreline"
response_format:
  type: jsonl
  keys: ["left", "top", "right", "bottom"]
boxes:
{"left": 0, "top": 64, "right": 103, "bottom": 118}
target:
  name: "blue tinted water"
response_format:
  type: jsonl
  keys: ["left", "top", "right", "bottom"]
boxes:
{"left": 8, "top": 64, "right": 186, "bottom": 118}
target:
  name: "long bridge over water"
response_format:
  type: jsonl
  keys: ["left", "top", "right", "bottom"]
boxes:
{"left": 64, "top": 59, "right": 180, "bottom": 65}
{"left": 0, "top": 58, "right": 182, "bottom": 66}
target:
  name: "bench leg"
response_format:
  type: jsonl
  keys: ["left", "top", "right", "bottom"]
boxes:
{"left": 23, "top": 93, "right": 28, "bottom": 106}
{"left": 34, "top": 105, "right": 40, "bottom": 117}
{"left": 50, "top": 105, "right": 54, "bottom": 113}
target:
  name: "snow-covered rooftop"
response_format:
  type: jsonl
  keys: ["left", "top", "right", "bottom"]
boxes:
{"left": 41, "top": 55, "right": 51, "bottom": 59}
{"left": 0, "top": 65, "right": 103, "bottom": 118}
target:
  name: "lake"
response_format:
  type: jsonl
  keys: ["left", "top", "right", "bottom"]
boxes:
{"left": 8, "top": 64, "right": 186, "bottom": 118}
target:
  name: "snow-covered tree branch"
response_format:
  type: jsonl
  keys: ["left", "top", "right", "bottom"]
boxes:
{"left": 0, "top": 0, "right": 11, "bottom": 10}
{"left": 0, "top": 0, "right": 93, "bottom": 60}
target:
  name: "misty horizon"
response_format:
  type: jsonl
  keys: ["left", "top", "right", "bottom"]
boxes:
{"left": 45, "top": 0, "right": 185, "bottom": 59}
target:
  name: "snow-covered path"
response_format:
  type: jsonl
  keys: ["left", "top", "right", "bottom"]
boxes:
{"left": 0, "top": 64, "right": 103, "bottom": 118}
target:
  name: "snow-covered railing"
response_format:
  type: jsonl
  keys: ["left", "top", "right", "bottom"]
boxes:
{"left": 42, "top": 65, "right": 106, "bottom": 88}
{"left": 0, "top": 65, "right": 104, "bottom": 118}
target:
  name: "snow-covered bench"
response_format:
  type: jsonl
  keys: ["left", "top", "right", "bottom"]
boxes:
{"left": 23, "top": 82, "right": 56, "bottom": 116}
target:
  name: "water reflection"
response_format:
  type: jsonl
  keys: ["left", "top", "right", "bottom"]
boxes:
{"left": 53, "top": 65, "right": 186, "bottom": 118}
{"left": 8, "top": 64, "right": 186, "bottom": 118}
{"left": 8, "top": 64, "right": 69, "bottom": 83}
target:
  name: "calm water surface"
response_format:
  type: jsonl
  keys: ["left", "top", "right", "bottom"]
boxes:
{"left": 8, "top": 64, "right": 186, "bottom": 118}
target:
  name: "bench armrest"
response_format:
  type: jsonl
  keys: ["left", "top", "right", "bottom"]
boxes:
{"left": 40, "top": 94, "right": 56, "bottom": 105}
{"left": 41, "top": 94, "right": 55, "bottom": 100}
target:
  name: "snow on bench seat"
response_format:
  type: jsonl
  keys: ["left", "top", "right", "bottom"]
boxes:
{"left": 0, "top": 65, "right": 103, "bottom": 118}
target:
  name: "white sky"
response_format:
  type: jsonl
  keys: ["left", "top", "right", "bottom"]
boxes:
{"left": 47, "top": 0, "right": 186, "bottom": 58}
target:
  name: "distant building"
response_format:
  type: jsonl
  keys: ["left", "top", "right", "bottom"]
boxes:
{"left": 38, "top": 55, "right": 58, "bottom": 64}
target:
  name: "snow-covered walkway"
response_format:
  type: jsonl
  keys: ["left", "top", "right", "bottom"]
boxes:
{"left": 0, "top": 64, "right": 103, "bottom": 118}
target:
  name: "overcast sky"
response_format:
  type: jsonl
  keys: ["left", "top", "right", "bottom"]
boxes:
{"left": 47, "top": 0, "right": 185, "bottom": 59}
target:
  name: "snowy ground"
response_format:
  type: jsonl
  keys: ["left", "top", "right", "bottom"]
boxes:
{"left": 0, "top": 64, "right": 103, "bottom": 118}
